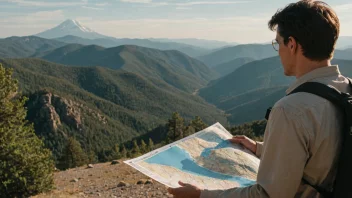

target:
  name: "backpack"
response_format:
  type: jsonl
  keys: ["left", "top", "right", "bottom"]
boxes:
{"left": 265, "top": 79, "right": 352, "bottom": 198}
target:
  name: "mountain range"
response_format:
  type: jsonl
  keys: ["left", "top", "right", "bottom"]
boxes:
{"left": 198, "top": 44, "right": 277, "bottom": 67}
{"left": 39, "top": 44, "right": 218, "bottom": 93}
{"left": 33, "top": 19, "right": 231, "bottom": 57}
{"left": 200, "top": 56, "right": 352, "bottom": 124}
{"left": 0, "top": 36, "right": 66, "bottom": 58}
{"left": 149, "top": 38, "right": 237, "bottom": 49}
{"left": 2, "top": 20, "right": 352, "bottom": 151}
{"left": 0, "top": 57, "right": 226, "bottom": 159}
{"left": 54, "top": 35, "right": 211, "bottom": 57}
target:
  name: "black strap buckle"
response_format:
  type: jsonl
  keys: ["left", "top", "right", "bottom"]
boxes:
{"left": 265, "top": 107, "right": 272, "bottom": 120}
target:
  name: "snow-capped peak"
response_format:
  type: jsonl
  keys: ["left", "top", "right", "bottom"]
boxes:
{"left": 35, "top": 19, "right": 108, "bottom": 39}
{"left": 58, "top": 19, "right": 94, "bottom": 33}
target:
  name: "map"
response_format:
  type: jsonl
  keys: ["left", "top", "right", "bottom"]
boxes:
{"left": 124, "top": 122, "right": 260, "bottom": 190}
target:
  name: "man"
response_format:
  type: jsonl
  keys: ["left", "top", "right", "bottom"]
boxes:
{"left": 168, "top": 0, "right": 349, "bottom": 197}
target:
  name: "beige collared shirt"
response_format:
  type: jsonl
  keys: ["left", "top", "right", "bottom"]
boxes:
{"left": 201, "top": 65, "right": 350, "bottom": 198}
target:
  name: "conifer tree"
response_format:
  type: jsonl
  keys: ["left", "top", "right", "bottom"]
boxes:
{"left": 59, "top": 137, "right": 88, "bottom": 169}
{"left": 147, "top": 138, "right": 154, "bottom": 151}
{"left": 132, "top": 139, "right": 141, "bottom": 156}
{"left": 167, "top": 112, "right": 184, "bottom": 142}
{"left": 184, "top": 125, "right": 196, "bottom": 137}
{"left": 0, "top": 64, "right": 54, "bottom": 197}
{"left": 120, "top": 145, "right": 127, "bottom": 158}
{"left": 140, "top": 139, "right": 147, "bottom": 154}
{"left": 190, "top": 116, "right": 208, "bottom": 132}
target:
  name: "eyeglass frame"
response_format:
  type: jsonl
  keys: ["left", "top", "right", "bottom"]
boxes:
{"left": 272, "top": 39, "right": 279, "bottom": 51}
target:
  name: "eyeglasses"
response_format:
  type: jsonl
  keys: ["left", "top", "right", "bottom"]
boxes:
{"left": 272, "top": 39, "right": 279, "bottom": 51}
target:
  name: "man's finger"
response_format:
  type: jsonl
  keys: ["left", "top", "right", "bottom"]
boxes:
{"left": 168, "top": 187, "right": 181, "bottom": 195}
{"left": 178, "top": 181, "right": 187, "bottom": 186}
{"left": 229, "top": 138, "right": 242, "bottom": 144}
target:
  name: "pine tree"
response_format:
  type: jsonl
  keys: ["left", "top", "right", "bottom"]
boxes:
{"left": 184, "top": 125, "right": 195, "bottom": 137}
{"left": 167, "top": 112, "right": 184, "bottom": 142}
{"left": 0, "top": 64, "right": 54, "bottom": 197}
{"left": 140, "top": 139, "right": 147, "bottom": 154}
{"left": 132, "top": 139, "right": 141, "bottom": 156}
{"left": 112, "top": 143, "right": 120, "bottom": 159}
{"left": 120, "top": 145, "right": 127, "bottom": 158}
{"left": 147, "top": 138, "right": 154, "bottom": 151}
{"left": 190, "top": 116, "right": 208, "bottom": 132}
{"left": 58, "top": 137, "right": 88, "bottom": 169}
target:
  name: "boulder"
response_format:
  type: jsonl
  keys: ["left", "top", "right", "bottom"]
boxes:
{"left": 111, "top": 160, "right": 119, "bottom": 165}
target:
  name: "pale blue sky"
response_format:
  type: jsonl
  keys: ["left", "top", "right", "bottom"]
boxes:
{"left": 1, "top": 0, "right": 352, "bottom": 43}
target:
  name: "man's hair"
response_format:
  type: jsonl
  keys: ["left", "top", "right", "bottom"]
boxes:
{"left": 268, "top": 0, "right": 340, "bottom": 61}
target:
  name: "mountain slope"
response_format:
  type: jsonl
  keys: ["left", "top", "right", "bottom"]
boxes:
{"left": 198, "top": 44, "right": 277, "bottom": 67}
{"left": 199, "top": 56, "right": 294, "bottom": 103}
{"left": 213, "top": 57, "right": 255, "bottom": 77}
{"left": 36, "top": 19, "right": 109, "bottom": 39}
{"left": 1, "top": 58, "right": 226, "bottom": 160}
{"left": 0, "top": 36, "right": 66, "bottom": 58}
{"left": 40, "top": 44, "right": 218, "bottom": 93}
{"left": 334, "top": 48, "right": 352, "bottom": 60}
{"left": 54, "top": 35, "right": 210, "bottom": 57}
{"left": 200, "top": 57, "right": 352, "bottom": 124}
{"left": 149, "top": 38, "right": 237, "bottom": 49}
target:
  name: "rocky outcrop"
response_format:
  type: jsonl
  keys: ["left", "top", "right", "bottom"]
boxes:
{"left": 37, "top": 92, "right": 61, "bottom": 132}
{"left": 51, "top": 96, "right": 82, "bottom": 130}
{"left": 27, "top": 91, "right": 83, "bottom": 132}
{"left": 27, "top": 90, "right": 108, "bottom": 133}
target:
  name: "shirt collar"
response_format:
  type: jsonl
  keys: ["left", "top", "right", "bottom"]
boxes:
{"left": 286, "top": 65, "right": 341, "bottom": 94}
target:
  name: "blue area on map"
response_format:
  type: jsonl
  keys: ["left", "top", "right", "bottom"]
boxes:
{"left": 201, "top": 140, "right": 234, "bottom": 158}
{"left": 145, "top": 145, "right": 255, "bottom": 187}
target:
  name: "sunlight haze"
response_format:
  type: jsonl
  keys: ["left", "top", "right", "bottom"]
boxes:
{"left": 1, "top": 0, "right": 352, "bottom": 43}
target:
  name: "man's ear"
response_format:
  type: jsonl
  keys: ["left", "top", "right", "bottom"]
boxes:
{"left": 288, "top": 36, "right": 298, "bottom": 53}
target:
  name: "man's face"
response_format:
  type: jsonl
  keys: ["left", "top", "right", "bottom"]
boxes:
{"left": 276, "top": 32, "right": 296, "bottom": 76}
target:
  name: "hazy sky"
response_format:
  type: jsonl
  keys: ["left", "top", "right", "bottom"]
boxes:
{"left": 1, "top": 0, "right": 352, "bottom": 43}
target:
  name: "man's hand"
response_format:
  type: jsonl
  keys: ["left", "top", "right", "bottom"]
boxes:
{"left": 229, "top": 135, "right": 257, "bottom": 154}
{"left": 167, "top": 181, "right": 201, "bottom": 198}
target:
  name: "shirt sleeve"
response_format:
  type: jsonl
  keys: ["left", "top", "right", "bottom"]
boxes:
{"left": 200, "top": 107, "right": 310, "bottom": 198}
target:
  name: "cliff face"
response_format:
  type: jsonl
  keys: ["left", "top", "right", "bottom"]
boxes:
{"left": 28, "top": 91, "right": 82, "bottom": 132}
{"left": 25, "top": 90, "right": 110, "bottom": 161}
{"left": 27, "top": 90, "right": 109, "bottom": 131}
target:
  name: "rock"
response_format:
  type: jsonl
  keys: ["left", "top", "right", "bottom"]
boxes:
{"left": 136, "top": 180, "right": 144, "bottom": 185}
{"left": 87, "top": 164, "right": 94, "bottom": 168}
{"left": 111, "top": 160, "right": 119, "bottom": 165}
{"left": 70, "top": 178, "right": 79, "bottom": 182}
{"left": 117, "top": 181, "right": 128, "bottom": 187}
{"left": 145, "top": 179, "right": 153, "bottom": 185}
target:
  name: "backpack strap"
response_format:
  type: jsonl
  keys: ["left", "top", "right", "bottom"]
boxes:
{"left": 288, "top": 82, "right": 346, "bottom": 106}
{"left": 265, "top": 80, "right": 348, "bottom": 121}
{"left": 288, "top": 82, "right": 349, "bottom": 198}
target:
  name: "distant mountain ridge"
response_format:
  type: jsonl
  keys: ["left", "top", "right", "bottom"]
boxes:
{"left": 212, "top": 57, "right": 255, "bottom": 77}
{"left": 149, "top": 38, "right": 237, "bottom": 49}
{"left": 198, "top": 44, "right": 277, "bottom": 67}
{"left": 54, "top": 35, "right": 211, "bottom": 57}
{"left": 336, "top": 36, "right": 352, "bottom": 49}
{"left": 39, "top": 44, "right": 218, "bottom": 93}
{"left": 0, "top": 36, "right": 66, "bottom": 58}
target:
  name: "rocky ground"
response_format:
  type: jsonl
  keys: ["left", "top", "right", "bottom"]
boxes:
{"left": 33, "top": 160, "right": 173, "bottom": 198}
